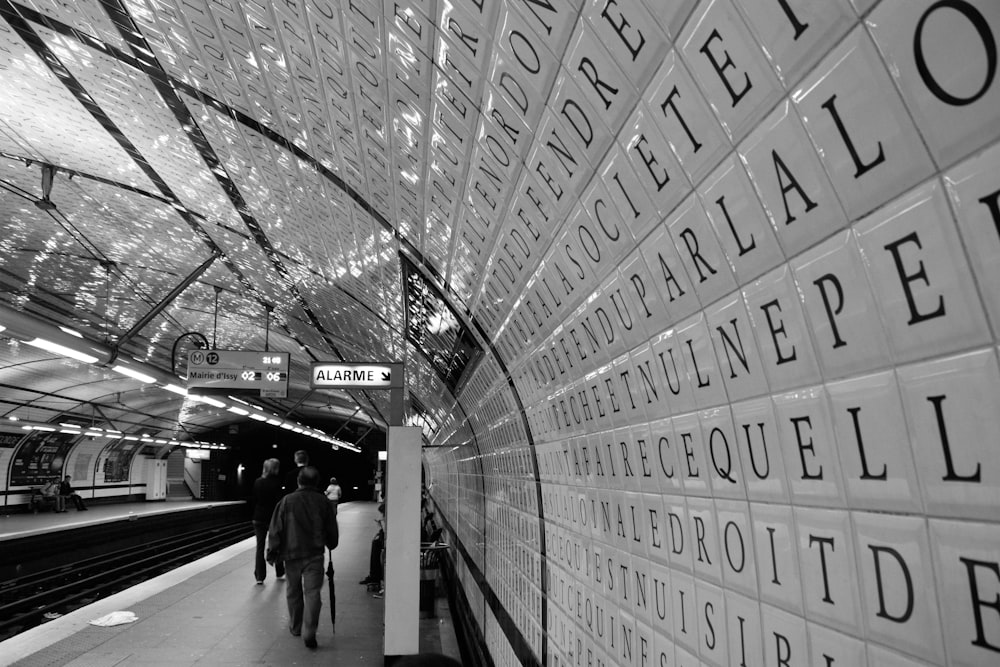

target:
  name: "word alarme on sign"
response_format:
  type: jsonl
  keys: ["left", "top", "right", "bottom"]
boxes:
{"left": 310, "top": 362, "right": 402, "bottom": 389}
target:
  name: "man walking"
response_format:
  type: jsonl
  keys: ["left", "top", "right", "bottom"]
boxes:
{"left": 267, "top": 466, "right": 338, "bottom": 649}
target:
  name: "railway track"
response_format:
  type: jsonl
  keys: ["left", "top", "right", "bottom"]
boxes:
{"left": 0, "top": 522, "right": 252, "bottom": 640}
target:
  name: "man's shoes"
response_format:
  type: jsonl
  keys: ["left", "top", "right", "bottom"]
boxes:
{"left": 304, "top": 638, "right": 318, "bottom": 649}
{"left": 359, "top": 577, "right": 374, "bottom": 585}
{"left": 255, "top": 580, "right": 264, "bottom": 585}
{"left": 372, "top": 588, "right": 384, "bottom": 599}
{"left": 289, "top": 629, "right": 301, "bottom": 637}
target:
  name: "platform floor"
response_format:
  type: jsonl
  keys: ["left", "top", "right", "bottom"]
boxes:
{"left": 0, "top": 501, "right": 461, "bottom": 666}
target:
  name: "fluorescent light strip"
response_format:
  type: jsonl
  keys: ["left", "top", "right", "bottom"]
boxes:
{"left": 112, "top": 365, "right": 156, "bottom": 383}
{"left": 191, "top": 395, "right": 226, "bottom": 408}
{"left": 25, "top": 337, "right": 99, "bottom": 364}
{"left": 249, "top": 413, "right": 268, "bottom": 422}
{"left": 227, "top": 406, "right": 249, "bottom": 416}
{"left": 164, "top": 383, "right": 188, "bottom": 396}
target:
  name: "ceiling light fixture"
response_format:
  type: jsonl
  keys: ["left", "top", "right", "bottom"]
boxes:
{"left": 112, "top": 364, "right": 156, "bottom": 383}
{"left": 25, "top": 337, "right": 100, "bottom": 364}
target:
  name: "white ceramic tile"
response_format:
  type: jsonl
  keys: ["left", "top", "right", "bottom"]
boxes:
{"left": 732, "top": 396, "right": 793, "bottom": 502}
{"left": 674, "top": 644, "right": 700, "bottom": 667}
{"left": 581, "top": 172, "right": 639, "bottom": 270}
{"left": 853, "top": 511, "right": 944, "bottom": 662}
{"left": 742, "top": 264, "right": 822, "bottom": 392}
{"left": 649, "top": 561, "right": 674, "bottom": 632}
{"left": 667, "top": 194, "right": 739, "bottom": 307}
{"left": 928, "top": 518, "right": 1000, "bottom": 667}
{"left": 734, "top": 0, "right": 856, "bottom": 89}
{"left": 808, "top": 622, "right": 869, "bottom": 667}
{"left": 583, "top": 0, "right": 670, "bottom": 92}
{"left": 699, "top": 154, "right": 785, "bottom": 283}
{"left": 827, "top": 371, "right": 924, "bottom": 513}
{"left": 739, "top": 100, "right": 850, "bottom": 257}
{"left": 635, "top": 618, "right": 657, "bottom": 667}
{"left": 597, "top": 140, "right": 663, "bottom": 244}
{"left": 650, "top": 328, "right": 699, "bottom": 415}
{"left": 670, "top": 570, "right": 701, "bottom": 655}
{"left": 705, "top": 292, "right": 770, "bottom": 403}
{"left": 699, "top": 406, "right": 749, "bottom": 500}
{"left": 673, "top": 410, "right": 712, "bottom": 496}
{"left": 619, "top": 105, "right": 692, "bottom": 226}
{"left": 867, "top": 0, "right": 1000, "bottom": 167}
{"left": 865, "top": 644, "right": 937, "bottom": 667}
{"left": 508, "top": 0, "right": 581, "bottom": 60}
{"left": 687, "top": 496, "right": 723, "bottom": 584}
{"left": 638, "top": 225, "right": 704, "bottom": 326}
{"left": 679, "top": 0, "right": 783, "bottom": 142}
{"left": 761, "top": 602, "right": 808, "bottom": 666}
{"left": 791, "top": 230, "right": 894, "bottom": 379}
{"left": 694, "top": 579, "right": 728, "bottom": 666}
{"left": 714, "top": 499, "right": 756, "bottom": 597}
{"left": 565, "top": 20, "right": 641, "bottom": 134}
{"left": 640, "top": 0, "right": 699, "bottom": 40}
{"left": 794, "top": 507, "right": 865, "bottom": 637}
{"left": 647, "top": 417, "right": 686, "bottom": 496}
{"left": 897, "top": 348, "right": 1000, "bottom": 520}
{"left": 614, "top": 353, "right": 647, "bottom": 424}
{"left": 630, "top": 343, "right": 670, "bottom": 423}
{"left": 854, "top": 179, "right": 991, "bottom": 363}
{"left": 751, "top": 502, "right": 805, "bottom": 614}
{"left": 645, "top": 495, "right": 672, "bottom": 568}
{"left": 793, "top": 26, "right": 935, "bottom": 221}
{"left": 725, "top": 590, "right": 764, "bottom": 667}
{"left": 644, "top": 50, "right": 732, "bottom": 183}
{"left": 944, "top": 140, "right": 1000, "bottom": 331}
{"left": 664, "top": 496, "right": 694, "bottom": 575}
{"left": 653, "top": 628, "right": 676, "bottom": 666}
{"left": 773, "top": 385, "right": 848, "bottom": 508}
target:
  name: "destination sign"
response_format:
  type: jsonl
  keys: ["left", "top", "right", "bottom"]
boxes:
{"left": 310, "top": 362, "right": 402, "bottom": 389}
{"left": 188, "top": 350, "right": 290, "bottom": 398}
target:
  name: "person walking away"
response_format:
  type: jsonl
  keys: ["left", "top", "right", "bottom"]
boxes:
{"left": 282, "top": 450, "right": 309, "bottom": 495}
{"left": 251, "top": 458, "right": 283, "bottom": 584}
{"left": 41, "top": 477, "right": 66, "bottom": 512}
{"left": 59, "top": 475, "right": 87, "bottom": 511}
{"left": 324, "top": 476, "right": 342, "bottom": 516}
{"left": 267, "top": 466, "right": 338, "bottom": 649}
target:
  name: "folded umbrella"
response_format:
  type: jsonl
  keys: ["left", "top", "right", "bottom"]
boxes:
{"left": 326, "top": 548, "right": 336, "bottom": 631}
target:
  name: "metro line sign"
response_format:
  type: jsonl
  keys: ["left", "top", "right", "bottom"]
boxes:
{"left": 187, "top": 350, "right": 290, "bottom": 398}
{"left": 310, "top": 362, "right": 402, "bottom": 389}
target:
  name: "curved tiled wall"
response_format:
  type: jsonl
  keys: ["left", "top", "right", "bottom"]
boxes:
{"left": 425, "top": 1, "right": 1000, "bottom": 666}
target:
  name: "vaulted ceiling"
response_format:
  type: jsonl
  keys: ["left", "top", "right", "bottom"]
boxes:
{"left": 0, "top": 0, "right": 526, "bottom": 448}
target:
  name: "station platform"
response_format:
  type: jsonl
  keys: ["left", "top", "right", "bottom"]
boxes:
{"left": 0, "top": 501, "right": 461, "bottom": 666}
{"left": 0, "top": 498, "right": 243, "bottom": 542}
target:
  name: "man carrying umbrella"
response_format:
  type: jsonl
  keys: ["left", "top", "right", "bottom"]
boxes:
{"left": 267, "top": 465, "right": 338, "bottom": 649}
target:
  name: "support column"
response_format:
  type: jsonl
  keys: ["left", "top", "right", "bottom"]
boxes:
{"left": 384, "top": 425, "right": 421, "bottom": 663}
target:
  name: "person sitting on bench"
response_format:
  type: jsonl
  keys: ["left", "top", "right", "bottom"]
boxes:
{"left": 60, "top": 475, "right": 87, "bottom": 511}
{"left": 40, "top": 477, "right": 66, "bottom": 512}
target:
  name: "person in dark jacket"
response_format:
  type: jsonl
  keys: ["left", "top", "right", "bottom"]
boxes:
{"left": 267, "top": 466, "right": 338, "bottom": 649}
{"left": 59, "top": 475, "right": 87, "bottom": 511}
{"left": 251, "top": 458, "right": 283, "bottom": 583}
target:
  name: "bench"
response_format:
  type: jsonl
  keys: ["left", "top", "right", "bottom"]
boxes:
{"left": 29, "top": 488, "right": 59, "bottom": 513}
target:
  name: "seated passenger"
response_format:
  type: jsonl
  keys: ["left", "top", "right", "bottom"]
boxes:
{"left": 60, "top": 475, "right": 87, "bottom": 511}
{"left": 41, "top": 477, "right": 66, "bottom": 512}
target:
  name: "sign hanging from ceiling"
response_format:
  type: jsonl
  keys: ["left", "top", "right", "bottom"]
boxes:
{"left": 310, "top": 362, "right": 403, "bottom": 389}
{"left": 187, "top": 350, "right": 289, "bottom": 398}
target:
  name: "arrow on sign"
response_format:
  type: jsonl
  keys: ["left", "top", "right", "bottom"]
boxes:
{"left": 381, "top": 370, "right": 391, "bottom": 382}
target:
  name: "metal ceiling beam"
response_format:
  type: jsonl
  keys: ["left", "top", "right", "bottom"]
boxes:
{"left": 112, "top": 251, "right": 219, "bottom": 354}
